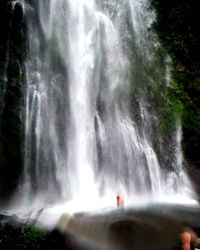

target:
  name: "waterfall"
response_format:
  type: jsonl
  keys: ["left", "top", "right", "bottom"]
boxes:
{"left": 17, "top": 0, "right": 195, "bottom": 209}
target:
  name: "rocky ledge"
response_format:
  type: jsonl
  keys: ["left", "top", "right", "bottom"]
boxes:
{"left": 0, "top": 214, "right": 90, "bottom": 250}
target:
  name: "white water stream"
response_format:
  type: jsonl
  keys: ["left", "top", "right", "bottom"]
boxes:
{"left": 8, "top": 0, "right": 196, "bottom": 217}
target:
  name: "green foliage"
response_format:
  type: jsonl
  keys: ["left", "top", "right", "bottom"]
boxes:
{"left": 150, "top": 0, "right": 200, "bottom": 163}
{"left": 161, "top": 102, "right": 182, "bottom": 134}
{"left": 150, "top": 0, "right": 200, "bottom": 67}
{"left": 172, "top": 70, "right": 200, "bottom": 161}
{"left": 21, "top": 224, "right": 46, "bottom": 249}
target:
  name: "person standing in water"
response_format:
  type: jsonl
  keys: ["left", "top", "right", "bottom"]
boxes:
{"left": 117, "top": 195, "right": 124, "bottom": 207}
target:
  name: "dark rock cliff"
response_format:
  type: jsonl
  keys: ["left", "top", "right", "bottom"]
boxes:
{"left": 0, "top": 0, "right": 26, "bottom": 199}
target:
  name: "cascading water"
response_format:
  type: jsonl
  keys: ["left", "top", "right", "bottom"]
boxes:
{"left": 16, "top": 0, "right": 195, "bottom": 210}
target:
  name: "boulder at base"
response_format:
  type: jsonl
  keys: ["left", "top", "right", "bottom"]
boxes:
{"left": 56, "top": 203, "right": 200, "bottom": 250}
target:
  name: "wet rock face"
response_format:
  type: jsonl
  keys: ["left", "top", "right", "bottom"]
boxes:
{"left": 0, "top": 0, "right": 26, "bottom": 198}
